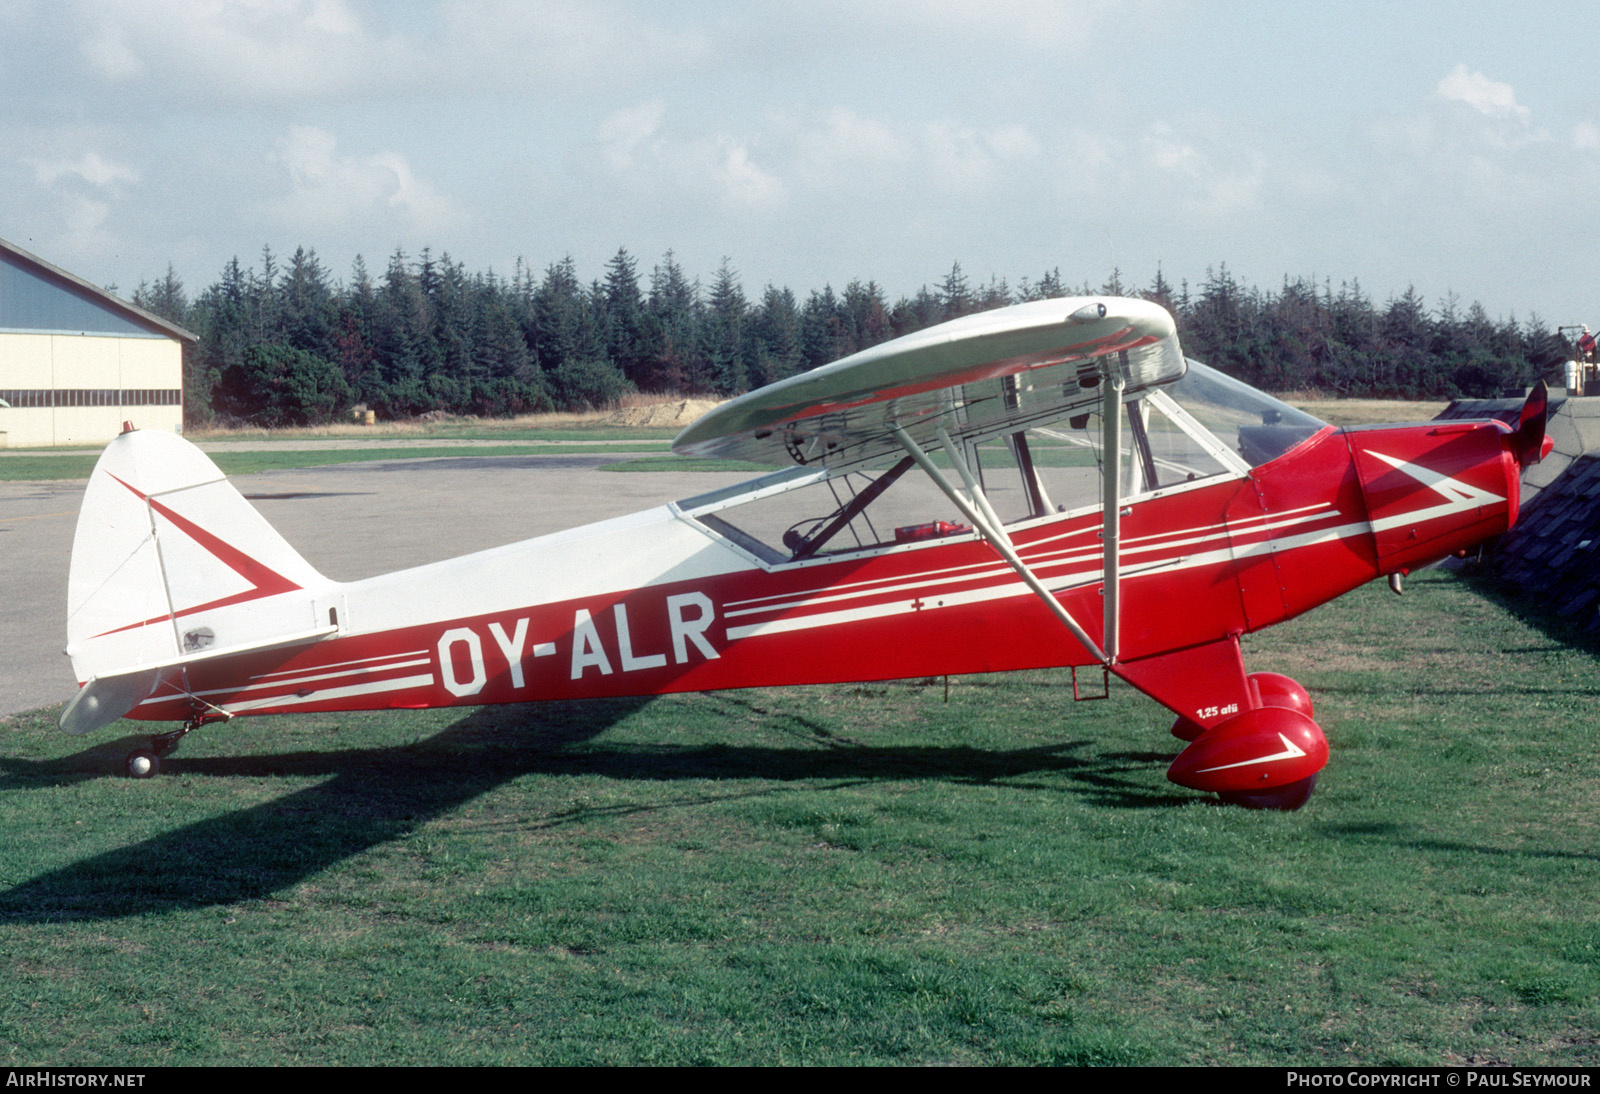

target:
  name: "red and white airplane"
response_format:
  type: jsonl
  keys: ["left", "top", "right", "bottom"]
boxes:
{"left": 59, "top": 296, "right": 1550, "bottom": 808}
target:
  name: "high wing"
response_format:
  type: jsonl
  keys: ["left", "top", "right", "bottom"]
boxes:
{"left": 672, "top": 296, "right": 1184, "bottom": 469}
{"left": 675, "top": 295, "right": 1186, "bottom": 667}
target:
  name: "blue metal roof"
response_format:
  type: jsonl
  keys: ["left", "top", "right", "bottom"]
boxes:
{"left": 0, "top": 238, "right": 195, "bottom": 341}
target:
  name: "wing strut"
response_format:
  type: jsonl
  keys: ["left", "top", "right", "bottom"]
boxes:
{"left": 1101, "top": 352, "right": 1125, "bottom": 664}
{"left": 890, "top": 423, "right": 1110, "bottom": 665}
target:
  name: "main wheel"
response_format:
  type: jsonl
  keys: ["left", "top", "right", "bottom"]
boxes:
{"left": 125, "top": 749, "right": 160, "bottom": 779}
{"left": 1219, "top": 773, "right": 1318, "bottom": 811}
{"left": 1249, "top": 672, "right": 1314, "bottom": 719}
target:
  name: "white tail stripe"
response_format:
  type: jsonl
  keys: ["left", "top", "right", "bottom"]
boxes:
{"left": 216, "top": 674, "right": 437, "bottom": 715}
{"left": 141, "top": 657, "right": 437, "bottom": 707}
{"left": 248, "top": 649, "right": 431, "bottom": 681}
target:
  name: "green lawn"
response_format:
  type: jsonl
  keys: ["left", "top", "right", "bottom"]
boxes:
{"left": 1, "top": 571, "right": 1596, "bottom": 1064}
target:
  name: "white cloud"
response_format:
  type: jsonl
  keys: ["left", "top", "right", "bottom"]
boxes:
{"left": 270, "top": 126, "right": 465, "bottom": 235}
{"left": 68, "top": 0, "right": 417, "bottom": 101}
{"left": 716, "top": 141, "right": 784, "bottom": 208}
{"left": 1436, "top": 65, "right": 1529, "bottom": 122}
{"left": 921, "top": 120, "right": 1042, "bottom": 194}
{"left": 985, "top": 124, "right": 1043, "bottom": 161}
{"left": 79, "top": 26, "right": 144, "bottom": 80}
{"left": 593, "top": 105, "right": 783, "bottom": 211}
{"left": 1575, "top": 123, "right": 1600, "bottom": 152}
{"left": 62, "top": 0, "right": 710, "bottom": 106}
{"left": 1141, "top": 123, "right": 1201, "bottom": 174}
{"left": 436, "top": 0, "right": 709, "bottom": 90}
{"left": 820, "top": 0, "right": 1162, "bottom": 55}
{"left": 788, "top": 109, "right": 913, "bottom": 192}
{"left": 28, "top": 151, "right": 139, "bottom": 189}
{"left": 59, "top": 194, "right": 115, "bottom": 255}
{"left": 596, "top": 104, "right": 1042, "bottom": 215}
{"left": 1362, "top": 67, "right": 1586, "bottom": 220}
{"left": 783, "top": 109, "right": 1039, "bottom": 198}
{"left": 598, "top": 102, "right": 668, "bottom": 172}
{"left": 1132, "top": 121, "right": 1263, "bottom": 219}
{"left": 1433, "top": 64, "right": 1548, "bottom": 147}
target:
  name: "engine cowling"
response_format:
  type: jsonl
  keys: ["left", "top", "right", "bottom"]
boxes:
{"left": 1167, "top": 705, "right": 1328, "bottom": 794}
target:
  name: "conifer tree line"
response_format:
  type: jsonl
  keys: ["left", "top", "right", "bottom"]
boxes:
{"left": 128, "top": 245, "right": 1574, "bottom": 428}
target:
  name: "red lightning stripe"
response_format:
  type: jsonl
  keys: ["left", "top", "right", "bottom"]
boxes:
{"left": 89, "top": 473, "right": 303, "bottom": 639}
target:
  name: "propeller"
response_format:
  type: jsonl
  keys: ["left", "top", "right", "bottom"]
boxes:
{"left": 1514, "top": 379, "right": 1551, "bottom": 467}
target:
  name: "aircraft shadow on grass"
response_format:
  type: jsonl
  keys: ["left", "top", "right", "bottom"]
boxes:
{"left": 0, "top": 695, "right": 1179, "bottom": 923}
{"left": 1322, "top": 821, "right": 1600, "bottom": 864}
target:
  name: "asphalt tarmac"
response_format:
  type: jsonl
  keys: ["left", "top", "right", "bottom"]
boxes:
{"left": 0, "top": 453, "right": 754, "bottom": 719}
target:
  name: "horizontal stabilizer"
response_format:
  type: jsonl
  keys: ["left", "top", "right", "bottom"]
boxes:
{"left": 57, "top": 621, "right": 339, "bottom": 734}
{"left": 59, "top": 668, "right": 165, "bottom": 736}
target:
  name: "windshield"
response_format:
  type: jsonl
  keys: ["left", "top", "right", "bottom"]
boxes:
{"left": 1170, "top": 360, "right": 1326, "bottom": 467}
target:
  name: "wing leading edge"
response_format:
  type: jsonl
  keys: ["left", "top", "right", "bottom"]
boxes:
{"left": 672, "top": 296, "right": 1185, "bottom": 469}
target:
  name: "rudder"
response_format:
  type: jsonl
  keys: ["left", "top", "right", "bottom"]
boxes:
{"left": 62, "top": 428, "right": 335, "bottom": 734}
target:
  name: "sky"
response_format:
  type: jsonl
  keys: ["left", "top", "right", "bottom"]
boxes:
{"left": 2, "top": 0, "right": 1596, "bottom": 327}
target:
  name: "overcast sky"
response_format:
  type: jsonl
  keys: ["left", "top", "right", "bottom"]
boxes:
{"left": 3, "top": 0, "right": 1596, "bottom": 326}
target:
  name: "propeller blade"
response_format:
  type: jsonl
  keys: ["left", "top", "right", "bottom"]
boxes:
{"left": 1515, "top": 380, "right": 1550, "bottom": 466}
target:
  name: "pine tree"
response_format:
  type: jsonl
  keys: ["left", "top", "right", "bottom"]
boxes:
{"left": 278, "top": 246, "right": 337, "bottom": 362}
{"left": 531, "top": 256, "right": 603, "bottom": 373}
{"left": 841, "top": 280, "right": 892, "bottom": 355}
{"left": 602, "top": 247, "right": 648, "bottom": 385}
{"left": 800, "top": 286, "right": 848, "bottom": 371}
{"left": 133, "top": 264, "right": 189, "bottom": 326}
{"left": 750, "top": 285, "right": 804, "bottom": 384}
{"left": 705, "top": 258, "right": 751, "bottom": 393}
{"left": 373, "top": 248, "right": 434, "bottom": 414}
{"left": 646, "top": 250, "right": 704, "bottom": 391}
{"left": 1144, "top": 267, "right": 1175, "bottom": 316}
{"left": 938, "top": 262, "right": 971, "bottom": 319}
{"left": 975, "top": 275, "right": 1011, "bottom": 312}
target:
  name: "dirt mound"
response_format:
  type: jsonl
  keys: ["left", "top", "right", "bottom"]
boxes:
{"left": 605, "top": 399, "right": 723, "bottom": 427}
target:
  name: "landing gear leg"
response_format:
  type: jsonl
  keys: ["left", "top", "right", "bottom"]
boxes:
{"left": 123, "top": 710, "right": 229, "bottom": 778}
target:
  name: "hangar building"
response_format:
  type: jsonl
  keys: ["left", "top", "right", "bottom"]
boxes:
{"left": 0, "top": 236, "right": 195, "bottom": 448}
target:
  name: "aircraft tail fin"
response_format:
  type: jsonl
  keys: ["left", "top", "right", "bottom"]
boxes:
{"left": 62, "top": 427, "right": 338, "bottom": 734}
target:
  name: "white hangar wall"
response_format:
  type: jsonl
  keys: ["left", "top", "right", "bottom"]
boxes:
{"left": 0, "top": 331, "right": 184, "bottom": 446}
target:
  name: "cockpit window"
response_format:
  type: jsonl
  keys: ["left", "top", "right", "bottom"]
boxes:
{"left": 677, "top": 359, "right": 1329, "bottom": 566}
{"left": 683, "top": 462, "right": 970, "bottom": 564}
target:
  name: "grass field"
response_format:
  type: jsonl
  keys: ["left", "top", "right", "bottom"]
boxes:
{"left": 2, "top": 570, "right": 1597, "bottom": 1065}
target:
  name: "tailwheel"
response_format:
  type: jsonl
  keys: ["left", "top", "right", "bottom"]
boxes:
{"left": 125, "top": 748, "right": 160, "bottom": 779}
{"left": 1219, "top": 773, "right": 1318, "bottom": 811}
{"left": 120, "top": 710, "right": 229, "bottom": 778}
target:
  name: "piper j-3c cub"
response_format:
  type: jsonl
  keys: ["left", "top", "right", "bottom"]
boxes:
{"left": 60, "top": 296, "right": 1551, "bottom": 808}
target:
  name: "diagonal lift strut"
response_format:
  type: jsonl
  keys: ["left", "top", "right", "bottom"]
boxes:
{"left": 889, "top": 352, "right": 1127, "bottom": 668}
